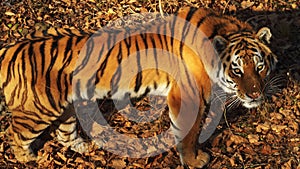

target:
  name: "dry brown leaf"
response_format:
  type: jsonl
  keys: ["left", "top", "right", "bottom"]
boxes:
{"left": 271, "top": 124, "right": 287, "bottom": 133}
{"left": 248, "top": 134, "right": 259, "bottom": 144}
{"left": 242, "top": 146, "right": 256, "bottom": 155}
{"left": 270, "top": 112, "right": 283, "bottom": 120}
{"left": 56, "top": 152, "right": 67, "bottom": 161}
{"left": 108, "top": 8, "right": 116, "bottom": 16}
{"left": 230, "top": 134, "right": 248, "bottom": 144}
{"left": 5, "top": 11, "right": 15, "bottom": 16}
{"left": 110, "top": 159, "right": 127, "bottom": 168}
{"left": 241, "top": 0, "right": 255, "bottom": 9}
{"left": 261, "top": 144, "right": 272, "bottom": 155}
{"left": 256, "top": 122, "right": 270, "bottom": 133}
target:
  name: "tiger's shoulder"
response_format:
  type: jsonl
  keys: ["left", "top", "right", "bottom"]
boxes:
{"left": 176, "top": 7, "right": 254, "bottom": 37}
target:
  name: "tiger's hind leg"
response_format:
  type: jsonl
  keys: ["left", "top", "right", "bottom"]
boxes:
{"left": 8, "top": 110, "right": 51, "bottom": 162}
{"left": 55, "top": 105, "right": 91, "bottom": 154}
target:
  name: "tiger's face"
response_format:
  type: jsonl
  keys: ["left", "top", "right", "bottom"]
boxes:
{"left": 213, "top": 27, "right": 277, "bottom": 108}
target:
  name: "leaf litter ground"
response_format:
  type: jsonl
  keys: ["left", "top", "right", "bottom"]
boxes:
{"left": 0, "top": 0, "right": 299, "bottom": 168}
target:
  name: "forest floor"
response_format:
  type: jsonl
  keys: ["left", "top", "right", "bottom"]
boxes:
{"left": 0, "top": 0, "right": 299, "bottom": 168}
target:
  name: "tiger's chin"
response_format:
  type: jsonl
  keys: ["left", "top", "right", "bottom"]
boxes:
{"left": 242, "top": 99, "right": 263, "bottom": 108}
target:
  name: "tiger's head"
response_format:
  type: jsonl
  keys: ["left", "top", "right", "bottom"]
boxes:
{"left": 213, "top": 27, "right": 277, "bottom": 108}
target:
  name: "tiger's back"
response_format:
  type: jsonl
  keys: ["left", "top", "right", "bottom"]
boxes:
{"left": 0, "top": 7, "right": 277, "bottom": 168}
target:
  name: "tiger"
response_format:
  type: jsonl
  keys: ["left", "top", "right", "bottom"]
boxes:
{"left": 0, "top": 7, "right": 277, "bottom": 168}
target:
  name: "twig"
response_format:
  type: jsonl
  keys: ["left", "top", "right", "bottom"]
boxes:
{"left": 222, "top": 0, "right": 231, "bottom": 14}
{"left": 159, "top": 0, "right": 165, "bottom": 18}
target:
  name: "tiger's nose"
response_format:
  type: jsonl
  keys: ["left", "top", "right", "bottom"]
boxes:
{"left": 247, "top": 91, "right": 261, "bottom": 99}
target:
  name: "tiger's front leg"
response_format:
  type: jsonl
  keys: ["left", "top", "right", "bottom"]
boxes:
{"left": 167, "top": 85, "right": 210, "bottom": 168}
{"left": 55, "top": 105, "right": 91, "bottom": 154}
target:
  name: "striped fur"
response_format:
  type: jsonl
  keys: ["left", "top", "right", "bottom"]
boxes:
{"left": 0, "top": 7, "right": 276, "bottom": 167}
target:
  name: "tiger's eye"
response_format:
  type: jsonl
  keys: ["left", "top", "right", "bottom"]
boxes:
{"left": 257, "top": 65, "right": 264, "bottom": 71}
{"left": 233, "top": 68, "right": 242, "bottom": 75}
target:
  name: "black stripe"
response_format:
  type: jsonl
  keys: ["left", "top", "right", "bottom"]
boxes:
{"left": 124, "top": 28, "right": 132, "bottom": 49}
{"left": 110, "top": 67, "right": 121, "bottom": 96}
{"left": 31, "top": 95, "right": 56, "bottom": 117}
{"left": 75, "top": 79, "right": 82, "bottom": 99}
{"left": 226, "top": 31, "right": 253, "bottom": 40}
{"left": 63, "top": 74, "right": 69, "bottom": 103}
{"left": 16, "top": 64, "right": 22, "bottom": 100}
{"left": 60, "top": 117, "right": 77, "bottom": 125}
{"left": 105, "top": 30, "right": 113, "bottom": 56}
{"left": 98, "top": 46, "right": 113, "bottom": 78}
{"left": 140, "top": 33, "right": 148, "bottom": 55}
{"left": 153, "top": 81, "right": 158, "bottom": 90}
{"left": 57, "top": 42, "right": 74, "bottom": 100}
{"left": 75, "top": 34, "right": 87, "bottom": 45}
{"left": 57, "top": 68, "right": 66, "bottom": 100}
{"left": 20, "top": 49, "right": 28, "bottom": 106}
{"left": 63, "top": 36, "right": 73, "bottom": 63}
{"left": 180, "top": 7, "right": 195, "bottom": 47}
{"left": 50, "top": 38, "right": 58, "bottom": 56}
{"left": 149, "top": 35, "right": 159, "bottom": 74}
{"left": 14, "top": 120, "right": 46, "bottom": 135}
{"left": 86, "top": 74, "right": 95, "bottom": 99}
{"left": 97, "top": 30, "right": 122, "bottom": 78}
{"left": 7, "top": 82, "right": 18, "bottom": 106}
{"left": 170, "top": 120, "right": 181, "bottom": 131}
{"left": 27, "top": 42, "right": 39, "bottom": 113}
{"left": 196, "top": 13, "right": 215, "bottom": 29}
{"left": 202, "top": 88, "right": 211, "bottom": 116}
{"left": 162, "top": 21, "right": 170, "bottom": 57}
{"left": 58, "top": 127, "right": 76, "bottom": 135}
{"left": 166, "top": 75, "right": 170, "bottom": 89}
{"left": 39, "top": 41, "right": 46, "bottom": 75}
{"left": 133, "top": 37, "right": 143, "bottom": 93}
{"left": 0, "top": 46, "right": 10, "bottom": 66}
{"left": 110, "top": 44, "right": 123, "bottom": 95}
{"left": 0, "top": 47, "right": 8, "bottom": 65}
{"left": 192, "top": 12, "right": 216, "bottom": 42}
{"left": 45, "top": 41, "right": 59, "bottom": 111}
{"left": 231, "top": 62, "right": 238, "bottom": 67}
{"left": 180, "top": 63, "right": 197, "bottom": 96}
{"left": 208, "top": 23, "right": 227, "bottom": 40}
{"left": 29, "top": 42, "right": 38, "bottom": 90}
{"left": 3, "top": 42, "right": 28, "bottom": 88}
{"left": 73, "top": 37, "right": 95, "bottom": 75}
{"left": 141, "top": 87, "right": 151, "bottom": 97}
{"left": 170, "top": 15, "right": 176, "bottom": 51}
{"left": 179, "top": 10, "right": 195, "bottom": 59}
{"left": 156, "top": 25, "right": 164, "bottom": 48}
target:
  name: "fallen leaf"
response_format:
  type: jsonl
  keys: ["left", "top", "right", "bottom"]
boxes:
{"left": 5, "top": 11, "right": 15, "bottom": 16}
{"left": 256, "top": 122, "right": 270, "bottom": 133}
{"left": 110, "top": 159, "right": 127, "bottom": 168}
{"left": 241, "top": 0, "right": 254, "bottom": 9}
{"left": 248, "top": 134, "right": 259, "bottom": 144}
{"left": 271, "top": 124, "right": 287, "bottom": 133}
{"left": 261, "top": 144, "right": 272, "bottom": 155}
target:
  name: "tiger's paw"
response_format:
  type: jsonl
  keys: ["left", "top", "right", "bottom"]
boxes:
{"left": 67, "top": 137, "right": 94, "bottom": 154}
{"left": 11, "top": 145, "right": 37, "bottom": 162}
{"left": 181, "top": 149, "right": 210, "bottom": 168}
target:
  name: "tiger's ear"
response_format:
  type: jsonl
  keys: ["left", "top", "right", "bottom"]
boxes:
{"left": 256, "top": 27, "right": 272, "bottom": 44}
{"left": 213, "top": 35, "right": 228, "bottom": 54}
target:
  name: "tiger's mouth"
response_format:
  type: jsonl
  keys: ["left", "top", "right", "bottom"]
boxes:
{"left": 240, "top": 96, "right": 263, "bottom": 108}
